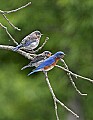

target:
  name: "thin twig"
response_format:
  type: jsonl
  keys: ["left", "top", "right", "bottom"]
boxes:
{"left": 32, "top": 37, "right": 49, "bottom": 53}
{"left": 2, "top": 14, "right": 21, "bottom": 31}
{"left": 60, "top": 59, "right": 87, "bottom": 96}
{"left": 0, "top": 2, "right": 31, "bottom": 14}
{"left": 0, "top": 23, "right": 18, "bottom": 45}
{"left": 0, "top": 2, "right": 31, "bottom": 31}
{"left": 0, "top": 45, "right": 34, "bottom": 60}
{"left": 43, "top": 71, "right": 79, "bottom": 120}
{"left": 55, "top": 65, "right": 93, "bottom": 83}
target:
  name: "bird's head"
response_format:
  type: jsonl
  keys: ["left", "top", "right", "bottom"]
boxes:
{"left": 54, "top": 51, "right": 65, "bottom": 59}
{"left": 44, "top": 51, "right": 52, "bottom": 57}
{"left": 34, "top": 30, "right": 43, "bottom": 39}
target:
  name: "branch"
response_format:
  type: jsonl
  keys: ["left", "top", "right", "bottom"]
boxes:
{"left": 0, "top": 45, "right": 35, "bottom": 60}
{"left": 60, "top": 59, "right": 87, "bottom": 96}
{"left": 0, "top": 2, "right": 31, "bottom": 14}
{"left": 0, "top": 2, "right": 31, "bottom": 31}
{"left": 2, "top": 14, "right": 21, "bottom": 31}
{"left": 0, "top": 23, "right": 18, "bottom": 45}
{"left": 55, "top": 65, "right": 93, "bottom": 83}
{"left": 43, "top": 71, "right": 79, "bottom": 120}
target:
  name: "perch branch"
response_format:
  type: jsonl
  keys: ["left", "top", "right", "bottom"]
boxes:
{"left": 60, "top": 59, "right": 87, "bottom": 96}
{"left": 0, "top": 23, "right": 18, "bottom": 45}
{"left": 43, "top": 71, "right": 79, "bottom": 120}
{"left": 0, "top": 45, "right": 34, "bottom": 60}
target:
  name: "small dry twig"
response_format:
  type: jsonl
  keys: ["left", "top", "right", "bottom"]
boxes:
{"left": 43, "top": 71, "right": 79, "bottom": 120}
{"left": 55, "top": 64, "right": 93, "bottom": 83}
{"left": 2, "top": 14, "right": 21, "bottom": 31}
{"left": 32, "top": 37, "right": 49, "bottom": 53}
{"left": 0, "top": 2, "right": 31, "bottom": 14}
{"left": 60, "top": 59, "right": 87, "bottom": 96}
{"left": 0, "top": 2, "right": 31, "bottom": 31}
{"left": 0, "top": 23, "right": 18, "bottom": 45}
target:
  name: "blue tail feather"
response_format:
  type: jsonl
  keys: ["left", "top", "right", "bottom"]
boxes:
{"left": 12, "top": 44, "right": 22, "bottom": 51}
{"left": 27, "top": 69, "right": 40, "bottom": 76}
{"left": 21, "top": 65, "right": 30, "bottom": 70}
{"left": 27, "top": 71, "right": 36, "bottom": 76}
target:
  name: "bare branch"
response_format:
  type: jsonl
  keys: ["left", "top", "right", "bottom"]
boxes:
{"left": 2, "top": 14, "right": 21, "bottom": 31}
{"left": 0, "top": 45, "right": 35, "bottom": 60}
{"left": 60, "top": 59, "right": 87, "bottom": 96}
{"left": 0, "top": 2, "right": 31, "bottom": 14}
{"left": 0, "top": 2, "right": 31, "bottom": 31}
{"left": 0, "top": 23, "right": 18, "bottom": 45}
{"left": 43, "top": 71, "right": 79, "bottom": 120}
{"left": 55, "top": 65, "right": 93, "bottom": 83}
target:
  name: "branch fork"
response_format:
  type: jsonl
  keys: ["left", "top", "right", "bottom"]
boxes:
{"left": 44, "top": 71, "right": 79, "bottom": 120}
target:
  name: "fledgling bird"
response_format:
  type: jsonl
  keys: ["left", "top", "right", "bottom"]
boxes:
{"left": 21, "top": 51, "right": 52, "bottom": 70}
{"left": 28, "top": 51, "right": 65, "bottom": 76}
{"left": 13, "top": 30, "right": 43, "bottom": 51}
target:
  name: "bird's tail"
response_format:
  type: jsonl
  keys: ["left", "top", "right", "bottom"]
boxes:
{"left": 21, "top": 64, "right": 31, "bottom": 70}
{"left": 12, "top": 44, "right": 22, "bottom": 51}
{"left": 27, "top": 69, "right": 40, "bottom": 76}
{"left": 27, "top": 71, "right": 36, "bottom": 76}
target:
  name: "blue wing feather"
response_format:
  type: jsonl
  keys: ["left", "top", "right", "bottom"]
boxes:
{"left": 35, "top": 56, "right": 55, "bottom": 70}
{"left": 28, "top": 56, "right": 55, "bottom": 76}
{"left": 12, "top": 44, "right": 22, "bottom": 51}
{"left": 22, "top": 39, "right": 37, "bottom": 47}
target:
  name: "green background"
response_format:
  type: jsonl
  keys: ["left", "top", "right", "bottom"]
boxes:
{"left": 0, "top": 0, "right": 93, "bottom": 120}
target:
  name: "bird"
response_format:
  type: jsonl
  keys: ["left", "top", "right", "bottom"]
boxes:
{"left": 21, "top": 51, "right": 52, "bottom": 70}
{"left": 13, "top": 30, "right": 43, "bottom": 51}
{"left": 28, "top": 51, "right": 65, "bottom": 76}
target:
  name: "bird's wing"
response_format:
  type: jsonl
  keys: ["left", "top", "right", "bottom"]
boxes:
{"left": 31, "top": 55, "right": 45, "bottom": 64}
{"left": 21, "top": 38, "right": 37, "bottom": 47}
{"left": 35, "top": 56, "right": 55, "bottom": 71}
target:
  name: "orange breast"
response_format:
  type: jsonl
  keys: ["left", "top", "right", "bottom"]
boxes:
{"left": 55, "top": 57, "right": 60, "bottom": 63}
{"left": 44, "top": 58, "right": 60, "bottom": 71}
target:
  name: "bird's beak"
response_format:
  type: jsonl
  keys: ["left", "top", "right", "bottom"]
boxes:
{"left": 61, "top": 54, "right": 65, "bottom": 58}
{"left": 64, "top": 54, "right": 66, "bottom": 56}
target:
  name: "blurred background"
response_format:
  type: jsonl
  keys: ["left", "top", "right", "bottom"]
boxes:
{"left": 0, "top": 0, "right": 93, "bottom": 120}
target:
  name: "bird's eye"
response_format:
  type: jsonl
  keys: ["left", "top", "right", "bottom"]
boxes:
{"left": 37, "top": 32, "right": 40, "bottom": 35}
{"left": 46, "top": 52, "right": 49, "bottom": 54}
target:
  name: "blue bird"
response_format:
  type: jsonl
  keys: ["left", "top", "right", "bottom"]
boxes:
{"left": 21, "top": 51, "right": 52, "bottom": 70}
{"left": 28, "top": 51, "right": 65, "bottom": 76}
{"left": 13, "top": 30, "right": 43, "bottom": 51}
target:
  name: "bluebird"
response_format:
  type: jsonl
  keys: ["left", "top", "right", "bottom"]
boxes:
{"left": 21, "top": 51, "right": 52, "bottom": 70}
{"left": 28, "top": 51, "right": 65, "bottom": 76}
{"left": 13, "top": 30, "right": 43, "bottom": 51}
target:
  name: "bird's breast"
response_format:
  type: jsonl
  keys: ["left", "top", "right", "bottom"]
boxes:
{"left": 44, "top": 58, "right": 60, "bottom": 71}
{"left": 44, "top": 62, "right": 57, "bottom": 71}
{"left": 25, "top": 40, "right": 39, "bottom": 50}
{"left": 31, "top": 40, "right": 39, "bottom": 49}
{"left": 44, "top": 65, "right": 54, "bottom": 71}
